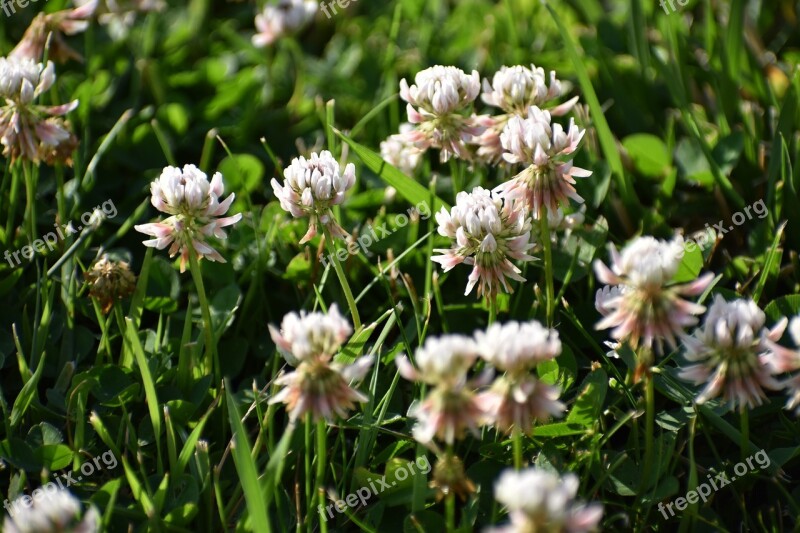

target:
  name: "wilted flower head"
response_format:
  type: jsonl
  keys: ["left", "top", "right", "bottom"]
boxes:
{"left": 268, "top": 305, "right": 372, "bottom": 421}
{"left": 432, "top": 186, "right": 534, "bottom": 298}
{"left": 74, "top": 0, "right": 165, "bottom": 40}
{"left": 0, "top": 57, "right": 79, "bottom": 165}
{"left": 678, "top": 295, "right": 787, "bottom": 411}
{"left": 380, "top": 123, "right": 424, "bottom": 176}
{"left": 594, "top": 235, "right": 713, "bottom": 353}
{"left": 84, "top": 256, "right": 137, "bottom": 314}
{"left": 397, "top": 334, "right": 488, "bottom": 444}
{"left": 495, "top": 106, "right": 590, "bottom": 219}
{"left": 399, "top": 65, "right": 482, "bottom": 162}
{"left": 430, "top": 454, "right": 477, "bottom": 501}
{"left": 487, "top": 468, "right": 603, "bottom": 533}
{"left": 481, "top": 65, "right": 578, "bottom": 116}
{"left": 3, "top": 489, "right": 100, "bottom": 533}
{"left": 272, "top": 150, "right": 355, "bottom": 244}
{"left": 11, "top": 3, "right": 96, "bottom": 63}
{"left": 475, "top": 321, "right": 565, "bottom": 434}
{"left": 252, "top": 0, "right": 317, "bottom": 47}
{"left": 134, "top": 165, "right": 242, "bottom": 272}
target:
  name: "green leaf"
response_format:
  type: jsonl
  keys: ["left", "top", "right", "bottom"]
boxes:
{"left": 764, "top": 295, "right": 800, "bottom": 323}
{"left": 218, "top": 154, "right": 265, "bottom": 194}
{"left": 34, "top": 444, "right": 73, "bottom": 471}
{"left": 224, "top": 381, "right": 272, "bottom": 533}
{"left": 672, "top": 242, "right": 703, "bottom": 284}
{"left": 622, "top": 134, "right": 671, "bottom": 178}
{"left": 566, "top": 369, "right": 607, "bottom": 427}
{"left": 335, "top": 129, "right": 448, "bottom": 212}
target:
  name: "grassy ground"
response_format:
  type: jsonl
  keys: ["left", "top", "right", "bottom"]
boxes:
{"left": 1, "top": 0, "right": 799, "bottom": 531}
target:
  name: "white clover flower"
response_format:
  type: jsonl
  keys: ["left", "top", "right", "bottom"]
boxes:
{"left": 432, "top": 186, "right": 534, "bottom": 298}
{"left": 3, "top": 489, "right": 100, "bottom": 533}
{"left": 399, "top": 65, "right": 482, "bottom": 162}
{"left": 380, "top": 123, "right": 424, "bottom": 176}
{"left": 488, "top": 468, "right": 603, "bottom": 533}
{"left": 134, "top": 165, "right": 242, "bottom": 272}
{"left": 268, "top": 303, "right": 352, "bottom": 365}
{"left": 495, "top": 106, "right": 590, "bottom": 219}
{"left": 593, "top": 235, "right": 713, "bottom": 353}
{"left": 12, "top": 4, "right": 96, "bottom": 63}
{"left": 767, "top": 317, "right": 800, "bottom": 413}
{"left": 476, "top": 320, "right": 561, "bottom": 375}
{"left": 481, "top": 65, "right": 578, "bottom": 116}
{"left": 475, "top": 321, "right": 565, "bottom": 434}
{"left": 271, "top": 150, "right": 355, "bottom": 244}
{"left": 396, "top": 334, "right": 488, "bottom": 444}
{"left": 72, "top": 0, "right": 165, "bottom": 40}
{"left": 0, "top": 56, "right": 78, "bottom": 165}
{"left": 252, "top": 0, "right": 317, "bottom": 48}
{"left": 268, "top": 305, "right": 373, "bottom": 421}
{"left": 679, "top": 295, "right": 788, "bottom": 411}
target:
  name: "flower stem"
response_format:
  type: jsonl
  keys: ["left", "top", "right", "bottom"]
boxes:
{"left": 538, "top": 208, "right": 555, "bottom": 327}
{"left": 22, "top": 161, "right": 36, "bottom": 244}
{"left": 488, "top": 295, "right": 498, "bottom": 325}
{"left": 740, "top": 409, "right": 749, "bottom": 463}
{"left": 188, "top": 252, "right": 219, "bottom": 383}
{"left": 322, "top": 226, "right": 362, "bottom": 330}
{"left": 315, "top": 419, "right": 328, "bottom": 533}
{"left": 640, "top": 372, "right": 655, "bottom": 497}
{"left": 512, "top": 427, "right": 523, "bottom": 470}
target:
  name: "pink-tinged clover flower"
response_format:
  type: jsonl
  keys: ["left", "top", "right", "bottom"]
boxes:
{"left": 678, "top": 295, "right": 787, "bottom": 411}
{"left": 268, "top": 305, "right": 373, "bottom": 422}
{"left": 396, "top": 334, "right": 489, "bottom": 445}
{"left": 74, "top": 0, "right": 166, "bottom": 41}
{"left": 399, "top": 65, "right": 482, "bottom": 162}
{"left": 487, "top": 468, "right": 603, "bottom": 533}
{"left": 134, "top": 165, "right": 242, "bottom": 273}
{"left": 593, "top": 235, "right": 714, "bottom": 353}
{"left": 252, "top": 0, "right": 317, "bottom": 48}
{"left": 272, "top": 150, "right": 355, "bottom": 244}
{"left": 380, "top": 123, "right": 424, "bottom": 176}
{"left": 0, "top": 57, "right": 79, "bottom": 165}
{"left": 495, "top": 106, "right": 590, "bottom": 219}
{"left": 474, "top": 65, "right": 579, "bottom": 165}
{"left": 432, "top": 186, "right": 534, "bottom": 298}
{"left": 475, "top": 321, "right": 565, "bottom": 434}
{"left": 765, "top": 317, "right": 800, "bottom": 414}
{"left": 11, "top": 3, "right": 96, "bottom": 63}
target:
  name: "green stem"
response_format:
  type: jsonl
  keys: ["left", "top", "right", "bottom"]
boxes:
{"left": 512, "top": 427, "right": 523, "bottom": 470}
{"left": 23, "top": 161, "right": 36, "bottom": 244}
{"left": 538, "top": 208, "right": 555, "bottom": 327}
{"left": 488, "top": 296, "right": 497, "bottom": 325}
{"left": 322, "top": 226, "right": 361, "bottom": 330}
{"left": 740, "top": 409, "right": 749, "bottom": 463}
{"left": 640, "top": 373, "right": 655, "bottom": 497}
{"left": 315, "top": 419, "right": 328, "bottom": 533}
{"left": 188, "top": 252, "right": 219, "bottom": 383}
{"left": 445, "top": 446, "right": 456, "bottom": 532}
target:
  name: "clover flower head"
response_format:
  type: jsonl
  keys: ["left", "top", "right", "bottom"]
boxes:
{"left": 679, "top": 295, "right": 787, "bottom": 411}
{"left": 495, "top": 106, "right": 590, "bottom": 219}
{"left": 481, "top": 65, "right": 578, "bottom": 116}
{"left": 252, "top": 0, "right": 317, "bottom": 47}
{"left": 396, "top": 334, "right": 488, "bottom": 444}
{"left": 593, "top": 235, "right": 713, "bottom": 352}
{"left": 134, "top": 164, "right": 242, "bottom": 272}
{"left": 84, "top": 256, "right": 137, "bottom": 314}
{"left": 3, "top": 489, "right": 100, "bottom": 533}
{"left": 432, "top": 186, "right": 534, "bottom": 298}
{"left": 488, "top": 468, "right": 603, "bottom": 533}
{"left": 380, "top": 123, "right": 424, "bottom": 176}
{"left": 268, "top": 305, "right": 372, "bottom": 422}
{"left": 0, "top": 56, "right": 79, "bottom": 165}
{"left": 764, "top": 317, "right": 800, "bottom": 414}
{"left": 73, "top": 0, "right": 166, "bottom": 40}
{"left": 272, "top": 150, "right": 355, "bottom": 244}
{"left": 399, "top": 65, "right": 482, "bottom": 162}
{"left": 476, "top": 320, "right": 561, "bottom": 375}
{"left": 11, "top": 3, "right": 96, "bottom": 63}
